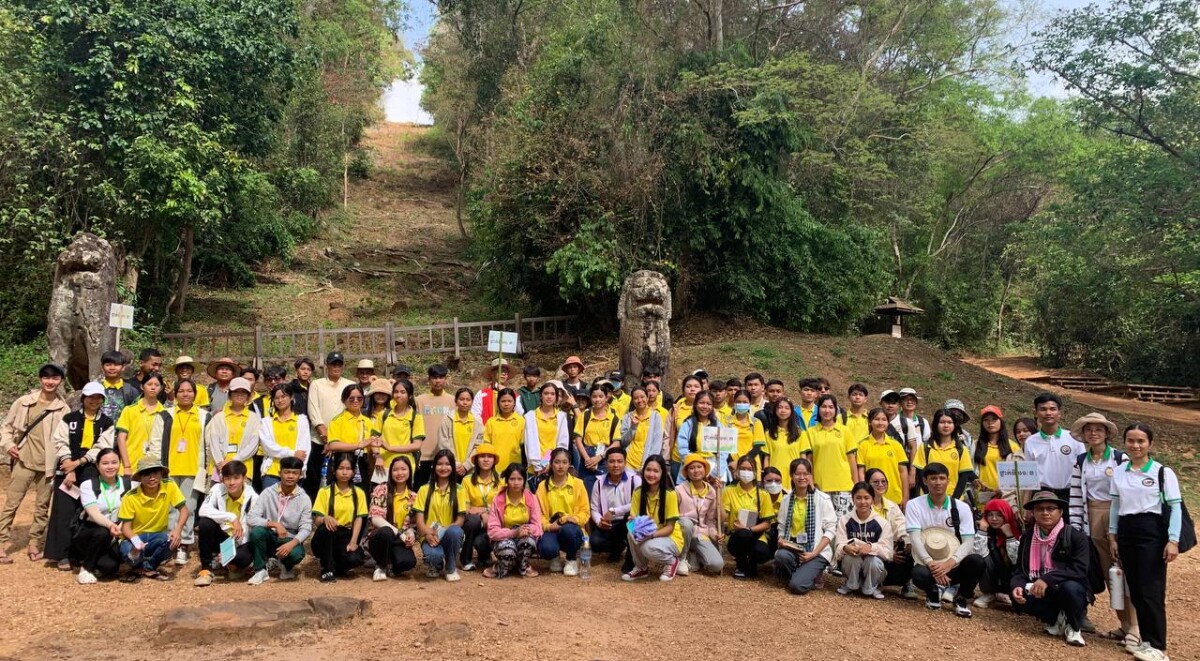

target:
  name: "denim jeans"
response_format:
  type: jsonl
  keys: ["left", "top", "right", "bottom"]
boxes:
{"left": 421, "top": 524, "right": 465, "bottom": 573}
{"left": 120, "top": 531, "right": 171, "bottom": 571}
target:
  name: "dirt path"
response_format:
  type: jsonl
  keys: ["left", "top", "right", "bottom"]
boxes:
{"left": 964, "top": 356, "right": 1200, "bottom": 428}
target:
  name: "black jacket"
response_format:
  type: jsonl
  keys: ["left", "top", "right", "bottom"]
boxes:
{"left": 1010, "top": 523, "right": 1092, "bottom": 593}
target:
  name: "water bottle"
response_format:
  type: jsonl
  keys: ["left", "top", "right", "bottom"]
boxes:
{"left": 1109, "top": 565, "right": 1126, "bottom": 610}
{"left": 578, "top": 537, "right": 592, "bottom": 580}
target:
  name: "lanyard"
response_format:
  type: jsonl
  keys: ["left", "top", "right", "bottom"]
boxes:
{"left": 99, "top": 480, "right": 121, "bottom": 514}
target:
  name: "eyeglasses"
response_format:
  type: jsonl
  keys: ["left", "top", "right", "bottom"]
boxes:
{"left": 346, "top": 396, "right": 364, "bottom": 402}
{"left": 869, "top": 479, "right": 888, "bottom": 485}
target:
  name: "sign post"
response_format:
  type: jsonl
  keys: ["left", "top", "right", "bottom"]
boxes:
{"left": 998, "top": 460, "right": 1038, "bottom": 510}
{"left": 486, "top": 330, "right": 519, "bottom": 384}
{"left": 108, "top": 303, "right": 135, "bottom": 351}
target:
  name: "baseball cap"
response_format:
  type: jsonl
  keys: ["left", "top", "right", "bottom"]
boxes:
{"left": 325, "top": 351, "right": 345, "bottom": 365}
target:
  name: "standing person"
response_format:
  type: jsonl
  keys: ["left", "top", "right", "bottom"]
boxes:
{"left": 354, "top": 359, "right": 377, "bottom": 392}
{"left": 942, "top": 399, "right": 976, "bottom": 464}
{"left": 675, "top": 391, "right": 730, "bottom": 483}
{"left": 202, "top": 377, "right": 261, "bottom": 488}
{"left": 905, "top": 462, "right": 984, "bottom": 618}
{"left": 1026, "top": 393, "right": 1085, "bottom": 506}
{"left": 676, "top": 454, "right": 725, "bottom": 576}
{"left": 472, "top": 359, "right": 515, "bottom": 427}
{"left": 131, "top": 349, "right": 164, "bottom": 392}
{"left": 46, "top": 382, "right": 115, "bottom": 569}
{"left": 805, "top": 394, "right": 858, "bottom": 517}
{"left": 773, "top": 458, "right": 837, "bottom": 595}
{"left": 98, "top": 351, "right": 140, "bottom": 421}
{"left": 204, "top": 357, "right": 240, "bottom": 414}
{"left": 435, "top": 387, "right": 478, "bottom": 478}
{"left": 1108, "top": 423, "right": 1183, "bottom": 661}
{"left": 621, "top": 454, "right": 683, "bottom": 582}
{"left": 479, "top": 389, "right": 524, "bottom": 469}
{"left": 460, "top": 444, "right": 501, "bottom": 571}
{"left": 844, "top": 384, "right": 871, "bottom": 443}
{"left": 151, "top": 379, "right": 209, "bottom": 566}
{"left": 912, "top": 409, "right": 976, "bottom": 501}
{"left": 590, "top": 447, "right": 639, "bottom": 571}
{"left": 289, "top": 358, "right": 315, "bottom": 419}
{"left": 169, "top": 357, "right": 210, "bottom": 409}
{"left": 114, "top": 373, "right": 166, "bottom": 481}
{"left": 743, "top": 373, "right": 767, "bottom": 413}
{"left": 834, "top": 482, "right": 895, "bottom": 599}
{"left": 72, "top": 449, "right": 126, "bottom": 583}
{"left": 245, "top": 456, "right": 311, "bottom": 585}
{"left": 485, "top": 463, "right": 543, "bottom": 579}
{"left": 607, "top": 370, "right": 630, "bottom": 418}
{"left": 974, "top": 405, "right": 1024, "bottom": 508}
{"left": 855, "top": 408, "right": 910, "bottom": 508}
{"left": 523, "top": 383, "right": 569, "bottom": 485}
{"left": 1010, "top": 491, "right": 1095, "bottom": 648}
{"left": 377, "top": 379, "right": 425, "bottom": 477}
{"left": 729, "top": 390, "right": 766, "bottom": 471}
{"left": 536, "top": 448, "right": 589, "bottom": 575}
{"left": 724, "top": 455, "right": 776, "bottom": 579}
{"left": 194, "top": 460, "right": 257, "bottom": 586}
{"left": 413, "top": 449, "right": 467, "bottom": 582}
{"left": 324, "top": 384, "right": 374, "bottom": 485}
{"left": 560, "top": 356, "right": 587, "bottom": 405}
{"left": 0, "top": 363, "right": 69, "bottom": 564}
{"left": 1068, "top": 412, "right": 1137, "bottom": 646}
{"left": 257, "top": 366, "right": 287, "bottom": 416}
{"left": 1013, "top": 417, "right": 1037, "bottom": 450}
{"left": 311, "top": 452, "right": 368, "bottom": 582}
{"left": 573, "top": 383, "right": 620, "bottom": 493}
{"left": 516, "top": 365, "right": 542, "bottom": 415}
{"left": 763, "top": 397, "right": 810, "bottom": 493}
{"left": 117, "top": 457, "right": 190, "bottom": 581}
{"left": 258, "top": 383, "right": 311, "bottom": 490}
{"left": 865, "top": 468, "right": 916, "bottom": 598}
{"left": 619, "top": 386, "right": 666, "bottom": 472}
{"left": 795, "top": 378, "right": 822, "bottom": 431}
{"left": 304, "top": 352, "right": 355, "bottom": 497}
{"left": 368, "top": 456, "right": 418, "bottom": 581}
{"left": 670, "top": 376, "right": 703, "bottom": 470}
{"left": 897, "top": 388, "right": 931, "bottom": 445}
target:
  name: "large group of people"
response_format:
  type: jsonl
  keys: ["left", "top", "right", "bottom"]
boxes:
{"left": 0, "top": 348, "right": 1190, "bottom": 661}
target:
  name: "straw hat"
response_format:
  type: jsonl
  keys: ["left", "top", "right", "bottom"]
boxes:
{"left": 483, "top": 358, "right": 512, "bottom": 379}
{"left": 172, "top": 355, "right": 203, "bottom": 373}
{"left": 356, "top": 359, "right": 376, "bottom": 371}
{"left": 368, "top": 379, "right": 392, "bottom": 398}
{"left": 206, "top": 357, "right": 240, "bottom": 380}
{"left": 920, "top": 528, "right": 960, "bottom": 563}
{"left": 560, "top": 356, "right": 585, "bottom": 372}
{"left": 1070, "top": 412, "right": 1118, "bottom": 440}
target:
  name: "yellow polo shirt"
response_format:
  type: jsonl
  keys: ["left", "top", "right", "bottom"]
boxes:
{"left": 625, "top": 411, "right": 654, "bottom": 470}
{"left": 764, "top": 428, "right": 811, "bottom": 492}
{"left": 537, "top": 475, "right": 588, "bottom": 524}
{"left": 574, "top": 409, "right": 617, "bottom": 448}
{"left": 414, "top": 483, "right": 467, "bottom": 528}
{"left": 531, "top": 408, "right": 561, "bottom": 457}
{"left": 631, "top": 487, "right": 683, "bottom": 553}
{"left": 116, "top": 401, "right": 165, "bottom": 469}
{"left": 167, "top": 406, "right": 203, "bottom": 478}
{"left": 483, "top": 414, "right": 524, "bottom": 467}
{"left": 722, "top": 484, "right": 776, "bottom": 540}
{"left": 465, "top": 475, "right": 501, "bottom": 509}
{"left": 313, "top": 485, "right": 368, "bottom": 527}
{"left": 451, "top": 413, "right": 475, "bottom": 464}
{"left": 265, "top": 413, "right": 302, "bottom": 478}
{"left": 856, "top": 436, "right": 909, "bottom": 504}
{"left": 805, "top": 424, "right": 856, "bottom": 493}
{"left": 731, "top": 415, "right": 766, "bottom": 459}
{"left": 501, "top": 495, "right": 532, "bottom": 528}
{"left": 118, "top": 481, "right": 185, "bottom": 534}
{"left": 379, "top": 407, "right": 426, "bottom": 467}
{"left": 913, "top": 439, "right": 975, "bottom": 496}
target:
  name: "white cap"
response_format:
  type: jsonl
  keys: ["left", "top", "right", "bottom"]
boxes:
{"left": 81, "top": 382, "right": 105, "bottom": 398}
{"left": 229, "top": 377, "right": 253, "bottom": 394}
{"left": 356, "top": 359, "right": 375, "bottom": 370}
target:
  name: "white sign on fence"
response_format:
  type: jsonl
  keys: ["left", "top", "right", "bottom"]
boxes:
{"left": 108, "top": 303, "right": 135, "bottom": 330}
{"left": 487, "top": 330, "right": 519, "bottom": 354}
{"left": 997, "top": 460, "right": 1040, "bottom": 491}
{"left": 699, "top": 427, "right": 738, "bottom": 455}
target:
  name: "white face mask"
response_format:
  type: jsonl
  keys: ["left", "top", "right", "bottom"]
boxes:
{"left": 737, "top": 470, "right": 756, "bottom": 484}
{"left": 764, "top": 482, "right": 783, "bottom": 495}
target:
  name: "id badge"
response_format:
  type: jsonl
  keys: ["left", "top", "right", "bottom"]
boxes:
{"left": 796, "top": 533, "right": 809, "bottom": 545}
{"left": 176, "top": 440, "right": 188, "bottom": 453}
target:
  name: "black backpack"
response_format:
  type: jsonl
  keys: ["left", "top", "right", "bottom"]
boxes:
{"left": 1160, "top": 466, "right": 1196, "bottom": 554}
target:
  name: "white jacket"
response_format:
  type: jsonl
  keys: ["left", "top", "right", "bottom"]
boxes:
{"left": 258, "top": 413, "right": 311, "bottom": 477}
{"left": 523, "top": 408, "right": 569, "bottom": 471}
{"left": 198, "top": 483, "right": 259, "bottom": 544}
{"left": 775, "top": 488, "right": 838, "bottom": 563}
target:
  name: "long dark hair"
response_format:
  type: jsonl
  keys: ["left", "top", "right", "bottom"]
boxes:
{"left": 686, "top": 391, "right": 721, "bottom": 448}
{"left": 637, "top": 454, "right": 674, "bottom": 524}
{"left": 421, "top": 449, "right": 461, "bottom": 523}
{"left": 386, "top": 455, "right": 413, "bottom": 524}
{"left": 863, "top": 467, "right": 887, "bottom": 502}
{"left": 765, "top": 396, "right": 802, "bottom": 443}
{"left": 974, "top": 411, "right": 1013, "bottom": 468}
{"left": 930, "top": 409, "right": 963, "bottom": 445}
{"left": 815, "top": 394, "right": 839, "bottom": 424}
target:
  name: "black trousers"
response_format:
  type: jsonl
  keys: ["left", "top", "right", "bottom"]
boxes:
{"left": 460, "top": 514, "right": 492, "bottom": 567}
{"left": 1015, "top": 579, "right": 1091, "bottom": 631}
{"left": 727, "top": 528, "right": 773, "bottom": 575}
{"left": 884, "top": 552, "right": 914, "bottom": 586}
{"left": 590, "top": 518, "right": 632, "bottom": 571}
{"left": 367, "top": 528, "right": 418, "bottom": 574}
{"left": 197, "top": 518, "right": 253, "bottom": 569}
{"left": 312, "top": 525, "right": 365, "bottom": 575}
{"left": 303, "top": 443, "right": 326, "bottom": 500}
{"left": 912, "top": 553, "right": 985, "bottom": 601}
{"left": 1119, "top": 513, "right": 1169, "bottom": 650}
{"left": 45, "top": 475, "right": 83, "bottom": 562}
{"left": 71, "top": 523, "right": 121, "bottom": 576}
{"left": 251, "top": 455, "right": 265, "bottom": 493}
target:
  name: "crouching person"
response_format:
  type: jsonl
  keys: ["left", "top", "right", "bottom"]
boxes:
{"left": 244, "top": 456, "right": 311, "bottom": 585}
{"left": 116, "top": 458, "right": 190, "bottom": 581}
{"left": 1011, "top": 491, "right": 1094, "bottom": 647}
{"left": 194, "top": 460, "right": 257, "bottom": 586}
{"left": 311, "top": 452, "right": 368, "bottom": 582}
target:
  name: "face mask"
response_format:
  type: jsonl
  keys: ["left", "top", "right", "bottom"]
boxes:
{"left": 737, "top": 470, "right": 755, "bottom": 484}
{"left": 764, "top": 483, "right": 783, "bottom": 495}
{"left": 734, "top": 403, "right": 751, "bottom": 414}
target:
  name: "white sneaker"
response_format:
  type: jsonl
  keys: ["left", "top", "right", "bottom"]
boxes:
{"left": 76, "top": 569, "right": 98, "bottom": 585}
{"left": 445, "top": 571, "right": 461, "bottom": 582}
{"left": 549, "top": 557, "right": 564, "bottom": 573}
{"left": 676, "top": 559, "right": 690, "bottom": 576}
{"left": 174, "top": 548, "right": 188, "bottom": 566}
{"left": 1046, "top": 611, "right": 1066, "bottom": 637}
{"left": 279, "top": 566, "right": 297, "bottom": 581}
{"left": 462, "top": 563, "right": 476, "bottom": 572}
{"left": 973, "top": 593, "right": 995, "bottom": 609}
{"left": 1065, "top": 627, "right": 1085, "bottom": 647}
{"left": 995, "top": 593, "right": 1012, "bottom": 607}
{"left": 563, "top": 560, "right": 579, "bottom": 577}
{"left": 373, "top": 567, "right": 388, "bottom": 582}
{"left": 1132, "top": 646, "right": 1168, "bottom": 661}
{"left": 247, "top": 569, "right": 270, "bottom": 586}
{"left": 941, "top": 585, "right": 958, "bottom": 603}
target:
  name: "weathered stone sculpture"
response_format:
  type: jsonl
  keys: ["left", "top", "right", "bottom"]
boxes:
{"left": 618, "top": 270, "right": 672, "bottom": 386}
{"left": 47, "top": 233, "right": 118, "bottom": 389}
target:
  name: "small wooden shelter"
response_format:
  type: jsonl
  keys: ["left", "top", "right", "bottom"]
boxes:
{"left": 874, "top": 297, "right": 924, "bottom": 338}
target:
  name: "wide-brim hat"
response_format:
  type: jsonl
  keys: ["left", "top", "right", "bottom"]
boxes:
{"left": 1024, "top": 490, "right": 1069, "bottom": 511}
{"left": 560, "top": 356, "right": 585, "bottom": 372}
{"left": 134, "top": 457, "right": 167, "bottom": 478}
{"left": 484, "top": 358, "right": 512, "bottom": 378}
{"left": 206, "top": 357, "right": 241, "bottom": 379}
{"left": 356, "top": 359, "right": 376, "bottom": 371}
{"left": 921, "top": 528, "right": 960, "bottom": 562}
{"left": 943, "top": 399, "right": 969, "bottom": 421}
{"left": 172, "top": 355, "right": 202, "bottom": 373}
{"left": 368, "top": 379, "right": 392, "bottom": 398}
{"left": 879, "top": 389, "right": 899, "bottom": 403}
{"left": 1070, "top": 412, "right": 1118, "bottom": 440}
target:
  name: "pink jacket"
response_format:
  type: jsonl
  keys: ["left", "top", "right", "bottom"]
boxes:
{"left": 487, "top": 490, "right": 544, "bottom": 541}
{"left": 676, "top": 482, "right": 722, "bottom": 539}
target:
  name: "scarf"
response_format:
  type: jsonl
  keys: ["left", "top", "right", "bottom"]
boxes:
{"left": 983, "top": 498, "right": 1020, "bottom": 547}
{"left": 1029, "top": 519, "right": 1064, "bottom": 578}
{"left": 783, "top": 490, "right": 818, "bottom": 553}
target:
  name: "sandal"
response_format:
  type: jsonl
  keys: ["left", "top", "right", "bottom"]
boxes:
{"left": 521, "top": 567, "right": 539, "bottom": 577}
{"left": 482, "top": 567, "right": 497, "bottom": 579}
{"left": 0, "top": 553, "right": 13, "bottom": 565}
{"left": 119, "top": 572, "right": 140, "bottom": 583}
{"left": 1123, "top": 632, "right": 1142, "bottom": 650}
{"left": 27, "top": 549, "right": 43, "bottom": 562}
{"left": 1103, "top": 628, "right": 1127, "bottom": 641}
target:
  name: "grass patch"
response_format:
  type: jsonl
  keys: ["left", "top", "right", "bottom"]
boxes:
{"left": 935, "top": 370, "right": 955, "bottom": 382}
{"left": 831, "top": 344, "right": 846, "bottom": 358}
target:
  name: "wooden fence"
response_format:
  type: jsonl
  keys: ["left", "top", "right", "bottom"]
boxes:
{"left": 161, "top": 315, "right": 580, "bottom": 368}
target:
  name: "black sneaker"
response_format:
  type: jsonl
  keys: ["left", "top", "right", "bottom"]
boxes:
{"left": 733, "top": 569, "right": 748, "bottom": 579}
{"left": 925, "top": 595, "right": 941, "bottom": 610}
{"left": 319, "top": 572, "right": 336, "bottom": 583}
{"left": 953, "top": 597, "right": 973, "bottom": 618}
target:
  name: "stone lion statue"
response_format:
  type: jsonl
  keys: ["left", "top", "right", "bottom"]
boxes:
{"left": 618, "top": 270, "right": 672, "bottom": 386}
{"left": 46, "top": 233, "right": 118, "bottom": 390}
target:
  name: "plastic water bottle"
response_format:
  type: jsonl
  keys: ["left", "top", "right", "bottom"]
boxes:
{"left": 1109, "top": 565, "right": 1126, "bottom": 610}
{"left": 578, "top": 537, "right": 592, "bottom": 580}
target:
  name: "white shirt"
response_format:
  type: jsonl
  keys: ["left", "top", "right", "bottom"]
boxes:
{"left": 1110, "top": 459, "right": 1182, "bottom": 517}
{"left": 904, "top": 494, "right": 976, "bottom": 538}
{"left": 1025, "top": 427, "right": 1085, "bottom": 489}
{"left": 80, "top": 478, "right": 127, "bottom": 523}
{"left": 1079, "top": 447, "right": 1122, "bottom": 502}
{"left": 888, "top": 414, "right": 930, "bottom": 448}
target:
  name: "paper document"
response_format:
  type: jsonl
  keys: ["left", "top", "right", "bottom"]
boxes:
{"left": 219, "top": 537, "right": 237, "bottom": 566}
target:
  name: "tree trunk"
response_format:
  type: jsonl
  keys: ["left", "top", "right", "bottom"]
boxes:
{"left": 995, "top": 272, "right": 1013, "bottom": 350}
{"left": 712, "top": 0, "right": 723, "bottom": 50}
{"left": 455, "top": 118, "right": 469, "bottom": 239}
{"left": 168, "top": 225, "right": 194, "bottom": 319}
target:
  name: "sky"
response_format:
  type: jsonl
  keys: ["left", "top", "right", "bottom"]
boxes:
{"left": 382, "top": 0, "right": 1096, "bottom": 124}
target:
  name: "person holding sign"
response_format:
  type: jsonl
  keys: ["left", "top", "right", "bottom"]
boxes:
{"left": 773, "top": 458, "right": 836, "bottom": 595}
{"left": 973, "top": 405, "right": 1023, "bottom": 509}
{"left": 724, "top": 455, "right": 777, "bottom": 579}
{"left": 675, "top": 391, "right": 731, "bottom": 483}
{"left": 804, "top": 395, "right": 858, "bottom": 517}
{"left": 1025, "top": 393, "right": 1084, "bottom": 510}
{"left": 1009, "top": 491, "right": 1093, "bottom": 647}
{"left": 194, "top": 460, "right": 257, "bottom": 586}
{"left": 676, "top": 454, "right": 725, "bottom": 576}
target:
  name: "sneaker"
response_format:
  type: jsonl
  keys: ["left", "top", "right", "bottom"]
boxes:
{"left": 995, "top": 592, "right": 1012, "bottom": 607}
{"left": 279, "top": 566, "right": 297, "bottom": 581}
{"left": 247, "top": 569, "right": 270, "bottom": 586}
{"left": 828, "top": 567, "right": 845, "bottom": 578}
{"left": 319, "top": 571, "right": 335, "bottom": 583}
{"left": 660, "top": 558, "right": 679, "bottom": 581}
{"left": 925, "top": 595, "right": 942, "bottom": 610}
{"left": 871, "top": 591, "right": 886, "bottom": 600}
{"left": 622, "top": 567, "right": 650, "bottom": 581}
{"left": 549, "top": 557, "right": 564, "bottom": 573}
{"left": 175, "top": 548, "right": 188, "bottom": 566}
{"left": 941, "top": 585, "right": 958, "bottom": 603}
{"left": 76, "top": 569, "right": 98, "bottom": 585}
{"left": 675, "top": 559, "right": 689, "bottom": 577}
{"left": 425, "top": 566, "right": 441, "bottom": 578}
{"left": 837, "top": 585, "right": 853, "bottom": 596}
{"left": 563, "top": 560, "right": 579, "bottom": 577}
{"left": 900, "top": 582, "right": 918, "bottom": 600}
{"left": 953, "top": 598, "right": 972, "bottom": 619}
{"left": 1132, "top": 646, "right": 1169, "bottom": 661}
{"left": 732, "top": 569, "right": 748, "bottom": 579}
{"left": 373, "top": 568, "right": 388, "bottom": 582}
{"left": 462, "top": 563, "right": 476, "bottom": 572}
{"left": 266, "top": 558, "right": 283, "bottom": 573}
{"left": 1127, "top": 641, "right": 1150, "bottom": 655}
{"left": 973, "top": 593, "right": 995, "bottom": 609}
{"left": 1065, "top": 627, "right": 1085, "bottom": 647}
{"left": 445, "top": 571, "right": 461, "bottom": 582}
{"left": 1046, "top": 611, "right": 1066, "bottom": 637}
{"left": 193, "top": 570, "right": 213, "bottom": 587}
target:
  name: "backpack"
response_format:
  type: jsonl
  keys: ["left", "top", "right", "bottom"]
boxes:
{"left": 1160, "top": 466, "right": 1196, "bottom": 554}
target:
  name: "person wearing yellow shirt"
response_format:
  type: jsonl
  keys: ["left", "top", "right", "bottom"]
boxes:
{"left": 413, "top": 450, "right": 467, "bottom": 581}
{"left": 973, "top": 405, "right": 1023, "bottom": 507}
{"left": 170, "top": 356, "right": 210, "bottom": 410}
{"left": 461, "top": 444, "right": 501, "bottom": 572}
{"left": 724, "top": 455, "right": 777, "bottom": 579}
{"left": 311, "top": 453, "right": 368, "bottom": 582}
{"left": 523, "top": 383, "right": 569, "bottom": 480}
{"left": 436, "top": 388, "right": 479, "bottom": 477}
{"left": 855, "top": 408, "right": 911, "bottom": 508}
{"left": 622, "top": 454, "right": 683, "bottom": 582}
{"left": 324, "top": 384, "right": 372, "bottom": 485}
{"left": 258, "top": 383, "right": 311, "bottom": 489}
{"left": 483, "top": 463, "right": 543, "bottom": 578}
{"left": 202, "top": 378, "right": 262, "bottom": 486}
{"left": 804, "top": 395, "right": 858, "bottom": 517}
{"left": 711, "top": 379, "right": 732, "bottom": 421}
{"left": 773, "top": 458, "right": 837, "bottom": 595}
{"left": 151, "top": 379, "right": 209, "bottom": 566}
{"left": 674, "top": 392, "right": 730, "bottom": 483}
{"left": 115, "top": 374, "right": 166, "bottom": 480}
{"left": 643, "top": 381, "right": 671, "bottom": 438}
{"left": 536, "top": 449, "right": 590, "bottom": 575}
{"left": 194, "top": 460, "right": 257, "bottom": 586}
{"left": 761, "top": 467, "right": 786, "bottom": 551}
{"left": 45, "top": 382, "right": 114, "bottom": 569}
{"left": 729, "top": 391, "right": 766, "bottom": 464}
{"left": 844, "top": 383, "right": 871, "bottom": 445}
{"left": 607, "top": 370, "right": 631, "bottom": 419}
{"left": 477, "top": 389, "right": 524, "bottom": 470}
{"left": 912, "top": 410, "right": 976, "bottom": 501}
{"left": 619, "top": 387, "right": 667, "bottom": 472}
{"left": 117, "top": 457, "right": 190, "bottom": 580}
{"left": 377, "top": 379, "right": 425, "bottom": 478}
{"left": 669, "top": 376, "right": 702, "bottom": 471}
{"left": 367, "top": 455, "right": 418, "bottom": 581}
{"left": 573, "top": 384, "right": 620, "bottom": 493}
{"left": 763, "top": 398, "right": 811, "bottom": 492}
